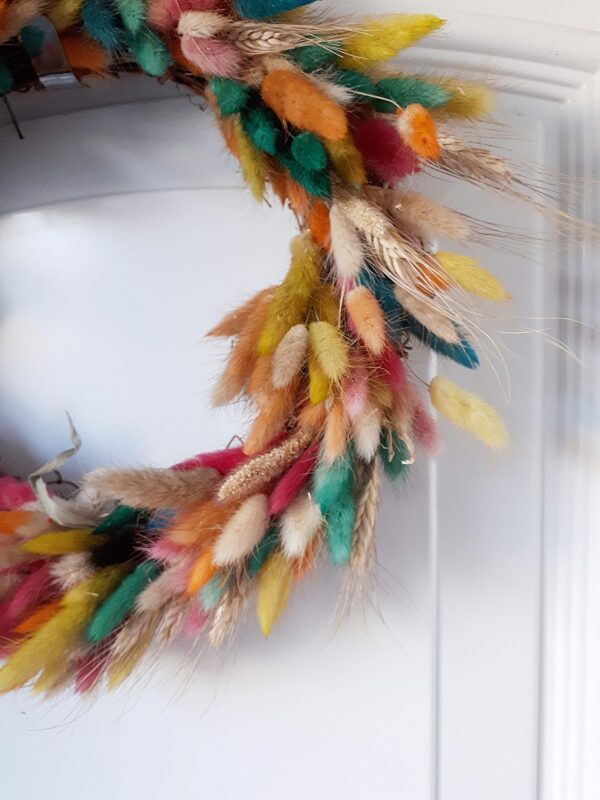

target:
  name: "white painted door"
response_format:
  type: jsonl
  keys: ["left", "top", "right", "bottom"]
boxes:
{"left": 0, "top": 6, "right": 598, "bottom": 800}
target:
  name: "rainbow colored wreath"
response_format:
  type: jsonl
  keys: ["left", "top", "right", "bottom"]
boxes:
{"left": 0, "top": 0, "right": 563, "bottom": 696}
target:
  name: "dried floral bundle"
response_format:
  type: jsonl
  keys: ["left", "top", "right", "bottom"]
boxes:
{"left": 0, "top": 0, "right": 581, "bottom": 698}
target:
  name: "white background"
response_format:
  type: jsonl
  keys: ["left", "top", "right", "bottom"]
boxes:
{"left": 0, "top": 3, "right": 598, "bottom": 799}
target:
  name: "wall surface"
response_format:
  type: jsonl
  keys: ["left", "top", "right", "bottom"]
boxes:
{"left": 0, "top": 4, "right": 598, "bottom": 800}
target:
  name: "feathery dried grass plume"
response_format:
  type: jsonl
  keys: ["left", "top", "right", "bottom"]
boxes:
{"left": 339, "top": 14, "right": 445, "bottom": 69}
{"left": 309, "top": 321, "right": 348, "bottom": 382}
{"left": 208, "top": 287, "right": 275, "bottom": 338}
{"left": 345, "top": 286, "right": 386, "bottom": 355}
{"left": 212, "top": 287, "right": 273, "bottom": 405}
{"left": 280, "top": 492, "right": 322, "bottom": 559}
{"left": 435, "top": 252, "right": 510, "bottom": 302}
{"left": 351, "top": 401, "right": 382, "bottom": 462}
{"left": 324, "top": 400, "right": 348, "bottom": 463}
{"left": 261, "top": 69, "right": 348, "bottom": 141}
{"left": 85, "top": 466, "right": 220, "bottom": 510}
{"left": 329, "top": 204, "right": 364, "bottom": 281}
{"left": 177, "top": 10, "right": 227, "bottom": 38}
{"left": 258, "top": 233, "right": 320, "bottom": 356}
{"left": 429, "top": 377, "right": 508, "bottom": 450}
{"left": 272, "top": 324, "right": 309, "bottom": 388}
{"left": 213, "top": 493, "right": 270, "bottom": 565}
{"left": 325, "top": 137, "right": 367, "bottom": 188}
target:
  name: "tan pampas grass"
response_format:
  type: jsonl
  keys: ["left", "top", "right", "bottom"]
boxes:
{"left": 323, "top": 400, "right": 348, "bottom": 463}
{"left": 213, "top": 493, "right": 270, "bottom": 565}
{"left": 280, "top": 492, "right": 322, "bottom": 559}
{"left": 351, "top": 401, "right": 382, "bottom": 462}
{"left": 365, "top": 186, "right": 472, "bottom": 243}
{"left": 212, "top": 288, "right": 272, "bottom": 406}
{"left": 1, "top": 0, "right": 46, "bottom": 44}
{"left": 49, "top": 553, "right": 93, "bottom": 591}
{"left": 217, "top": 429, "right": 312, "bottom": 504}
{"left": 272, "top": 324, "right": 309, "bottom": 389}
{"left": 84, "top": 466, "right": 220, "bottom": 510}
{"left": 345, "top": 286, "right": 386, "bottom": 355}
{"left": 177, "top": 10, "right": 227, "bottom": 37}
{"left": 329, "top": 204, "right": 364, "bottom": 281}
{"left": 430, "top": 377, "right": 508, "bottom": 449}
{"left": 393, "top": 285, "right": 460, "bottom": 343}
{"left": 207, "top": 287, "right": 275, "bottom": 338}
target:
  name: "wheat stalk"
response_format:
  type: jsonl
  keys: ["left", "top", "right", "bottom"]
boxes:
{"left": 227, "top": 21, "right": 351, "bottom": 55}
{"left": 207, "top": 579, "right": 249, "bottom": 649}
{"left": 350, "top": 459, "right": 381, "bottom": 590}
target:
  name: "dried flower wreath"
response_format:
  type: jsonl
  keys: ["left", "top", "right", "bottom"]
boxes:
{"left": 0, "top": 0, "right": 585, "bottom": 696}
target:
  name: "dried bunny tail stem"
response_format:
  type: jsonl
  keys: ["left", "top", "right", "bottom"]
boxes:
{"left": 177, "top": 10, "right": 228, "bottom": 37}
{"left": 345, "top": 286, "right": 386, "bottom": 355}
{"left": 364, "top": 186, "right": 472, "bottom": 243}
{"left": 309, "top": 74, "right": 355, "bottom": 106}
{"left": 207, "top": 287, "right": 276, "bottom": 337}
{"left": 49, "top": 553, "right": 93, "bottom": 591}
{"left": 272, "top": 324, "right": 309, "bottom": 388}
{"left": 217, "top": 429, "right": 313, "bottom": 504}
{"left": 323, "top": 400, "right": 348, "bottom": 464}
{"left": 430, "top": 377, "right": 508, "bottom": 450}
{"left": 280, "top": 492, "right": 322, "bottom": 559}
{"left": 84, "top": 467, "right": 220, "bottom": 510}
{"left": 329, "top": 203, "right": 364, "bottom": 281}
{"left": 351, "top": 400, "right": 382, "bottom": 462}
{"left": 212, "top": 287, "right": 273, "bottom": 406}
{"left": 213, "top": 493, "right": 270, "bottom": 565}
